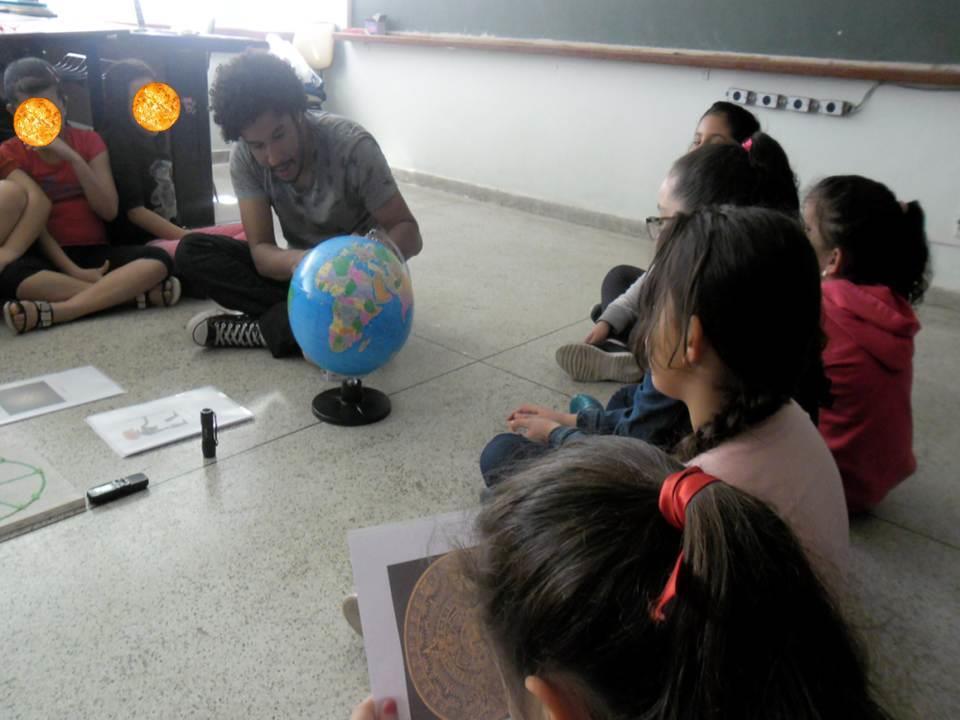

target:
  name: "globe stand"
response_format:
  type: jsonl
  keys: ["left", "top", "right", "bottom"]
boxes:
{"left": 312, "top": 378, "right": 391, "bottom": 426}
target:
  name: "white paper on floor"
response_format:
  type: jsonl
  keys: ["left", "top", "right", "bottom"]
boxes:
{"left": 0, "top": 444, "right": 87, "bottom": 543}
{"left": 86, "top": 386, "right": 253, "bottom": 457}
{"left": 0, "top": 366, "right": 124, "bottom": 426}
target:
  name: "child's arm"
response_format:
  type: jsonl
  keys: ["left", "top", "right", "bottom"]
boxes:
{"left": 0, "top": 168, "right": 52, "bottom": 258}
{"left": 37, "top": 229, "right": 109, "bottom": 283}
{"left": 44, "top": 137, "right": 119, "bottom": 221}
{"left": 595, "top": 273, "right": 648, "bottom": 340}
{"left": 126, "top": 206, "right": 187, "bottom": 240}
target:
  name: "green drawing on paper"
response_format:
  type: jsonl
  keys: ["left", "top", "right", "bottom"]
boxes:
{"left": 0, "top": 456, "right": 47, "bottom": 521}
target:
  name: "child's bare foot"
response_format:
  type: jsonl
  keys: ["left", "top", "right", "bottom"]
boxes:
{"left": 3, "top": 299, "right": 54, "bottom": 334}
{"left": 137, "top": 277, "right": 182, "bottom": 309}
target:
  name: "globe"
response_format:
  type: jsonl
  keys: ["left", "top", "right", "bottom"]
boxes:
{"left": 288, "top": 234, "right": 414, "bottom": 378}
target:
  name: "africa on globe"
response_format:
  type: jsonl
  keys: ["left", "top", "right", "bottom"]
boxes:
{"left": 289, "top": 234, "right": 414, "bottom": 378}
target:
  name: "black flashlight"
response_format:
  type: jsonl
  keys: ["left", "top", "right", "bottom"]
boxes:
{"left": 201, "top": 408, "right": 218, "bottom": 459}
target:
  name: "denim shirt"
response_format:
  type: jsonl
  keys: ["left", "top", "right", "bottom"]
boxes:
{"left": 548, "top": 374, "right": 691, "bottom": 450}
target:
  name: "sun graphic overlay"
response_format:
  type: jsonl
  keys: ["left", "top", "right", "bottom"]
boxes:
{"left": 132, "top": 82, "right": 181, "bottom": 133}
{"left": 13, "top": 97, "right": 63, "bottom": 147}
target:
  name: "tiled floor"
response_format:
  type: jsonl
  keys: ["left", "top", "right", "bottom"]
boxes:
{"left": 1, "top": 177, "right": 958, "bottom": 719}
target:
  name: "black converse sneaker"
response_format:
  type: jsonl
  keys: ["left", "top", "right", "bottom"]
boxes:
{"left": 188, "top": 310, "right": 266, "bottom": 348}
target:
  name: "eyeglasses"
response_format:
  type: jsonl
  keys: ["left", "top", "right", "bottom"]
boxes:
{"left": 645, "top": 216, "right": 669, "bottom": 242}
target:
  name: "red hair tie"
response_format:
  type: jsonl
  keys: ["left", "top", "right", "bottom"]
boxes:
{"left": 651, "top": 466, "right": 719, "bottom": 621}
{"left": 741, "top": 137, "right": 753, "bottom": 152}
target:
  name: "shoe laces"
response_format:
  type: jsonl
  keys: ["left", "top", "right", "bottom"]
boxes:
{"left": 212, "top": 316, "right": 265, "bottom": 347}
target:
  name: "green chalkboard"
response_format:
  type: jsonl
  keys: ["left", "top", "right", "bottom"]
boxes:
{"left": 350, "top": 0, "right": 960, "bottom": 65}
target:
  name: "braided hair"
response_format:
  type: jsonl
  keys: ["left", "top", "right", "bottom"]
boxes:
{"left": 633, "top": 207, "right": 823, "bottom": 460}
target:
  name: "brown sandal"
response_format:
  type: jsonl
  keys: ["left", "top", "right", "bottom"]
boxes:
{"left": 3, "top": 299, "right": 54, "bottom": 335}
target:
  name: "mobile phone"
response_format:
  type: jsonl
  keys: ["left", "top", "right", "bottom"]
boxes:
{"left": 86, "top": 473, "right": 149, "bottom": 505}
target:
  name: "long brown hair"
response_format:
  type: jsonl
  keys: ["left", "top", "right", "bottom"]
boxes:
{"left": 633, "top": 206, "right": 825, "bottom": 459}
{"left": 102, "top": 58, "right": 156, "bottom": 135}
{"left": 469, "top": 437, "right": 890, "bottom": 719}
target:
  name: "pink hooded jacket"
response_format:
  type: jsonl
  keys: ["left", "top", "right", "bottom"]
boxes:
{"left": 818, "top": 279, "right": 920, "bottom": 512}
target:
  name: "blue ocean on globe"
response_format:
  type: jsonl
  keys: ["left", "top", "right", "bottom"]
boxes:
{"left": 288, "top": 235, "right": 414, "bottom": 377}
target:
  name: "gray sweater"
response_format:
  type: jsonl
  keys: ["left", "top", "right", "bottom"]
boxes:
{"left": 598, "top": 272, "right": 648, "bottom": 333}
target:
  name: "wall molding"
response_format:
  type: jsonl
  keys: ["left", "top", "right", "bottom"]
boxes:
{"left": 335, "top": 31, "right": 960, "bottom": 85}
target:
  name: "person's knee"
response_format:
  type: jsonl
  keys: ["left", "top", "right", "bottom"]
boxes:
{"left": 480, "top": 433, "right": 526, "bottom": 485}
{"left": 0, "top": 180, "right": 27, "bottom": 216}
{"left": 174, "top": 233, "right": 216, "bottom": 269}
{"left": 606, "top": 264, "right": 641, "bottom": 283}
{"left": 142, "top": 247, "right": 174, "bottom": 277}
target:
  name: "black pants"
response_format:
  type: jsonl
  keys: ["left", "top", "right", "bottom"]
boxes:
{"left": 175, "top": 233, "right": 299, "bottom": 358}
{"left": 0, "top": 243, "right": 173, "bottom": 300}
{"left": 591, "top": 264, "right": 644, "bottom": 344}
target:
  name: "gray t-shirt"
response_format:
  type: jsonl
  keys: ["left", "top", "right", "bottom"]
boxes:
{"left": 230, "top": 112, "right": 398, "bottom": 249}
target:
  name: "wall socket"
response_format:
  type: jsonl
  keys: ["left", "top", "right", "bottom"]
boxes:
{"left": 786, "top": 96, "right": 815, "bottom": 113}
{"left": 819, "top": 99, "right": 851, "bottom": 116}
{"left": 756, "top": 92, "right": 783, "bottom": 110}
{"left": 726, "top": 87, "right": 754, "bottom": 105}
{"left": 726, "top": 87, "right": 855, "bottom": 118}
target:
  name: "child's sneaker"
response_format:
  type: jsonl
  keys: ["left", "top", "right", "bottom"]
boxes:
{"left": 556, "top": 342, "right": 643, "bottom": 383}
{"left": 188, "top": 309, "right": 266, "bottom": 348}
{"left": 569, "top": 393, "right": 604, "bottom": 414}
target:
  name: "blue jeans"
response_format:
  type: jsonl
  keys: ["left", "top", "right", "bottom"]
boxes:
{"left": 479, "top": 432, "right": 554, "bottom": 487}
{"left": 479, "top": 377, "right": 690, "bottom": 487}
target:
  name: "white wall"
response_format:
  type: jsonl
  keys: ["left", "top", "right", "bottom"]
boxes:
{"left": 326, "top": 43, "right": 960, "bottom": 291}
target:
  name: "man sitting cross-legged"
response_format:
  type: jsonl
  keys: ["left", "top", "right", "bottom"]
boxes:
{"left": 177, "top": 51, "right": 422, "bottom": 357}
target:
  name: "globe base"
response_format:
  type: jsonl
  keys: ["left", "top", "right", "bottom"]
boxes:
{"left": 312, "top": 378, "right": 391, "bottom": 426}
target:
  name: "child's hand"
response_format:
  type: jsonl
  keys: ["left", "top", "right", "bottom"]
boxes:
{"left": 584, "top": 320, "right": 611, "bottom": 345}
{"left": 507, "top": 404, "right": 577, "bottom": 427}
{"left": 39, "top": 137, "right": 78, "bottom": 163}
{"left": 71, "top": 260, "right": 110, "bottom": 283}
{"left": 508, "top": 414, "right": 561, "bottom": 442}
{"left": 508, "top": 403, "right": 563, "bottom": 423}
{"left": 350, "top": 697, "right": 397, "bottom": 720}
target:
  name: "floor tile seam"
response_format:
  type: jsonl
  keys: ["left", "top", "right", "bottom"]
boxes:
{"left": 410, "top": 332, "right": 480, "bottom": 359}
{"left": 150, "top": 421, "right": 322, "bottom": 488}
{"left": 149, "top": 359, "right": 490, "bottom": 489}
{"left": 475, "top": 359, "right": 579, "bottom": 400}
{"left": 381, "top": 358, "right": 486, "bottom": 398}
{"left": 474, "top": 318, "right": 591, "bottom": 363}
{"left": 870, "top": 514, "right": 960, "bottom": 552}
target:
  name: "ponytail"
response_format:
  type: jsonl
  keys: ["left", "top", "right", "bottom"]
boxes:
{"left": 743, "top": 131, "right": 800, "bottom": 214}
{"left": 471, "top": 437, "right": 891, "bottom": 720}
{"left": 806, "top": 175, "right": 931, "bottom": 305}
{"left": 899, "top": 200, "right": 931, "bottom": 304}
{"left": 671, "top": 133, "right": 799, "bottom": 215}
{"left": 663, "top": 480, "right": 892, "bottom": 719}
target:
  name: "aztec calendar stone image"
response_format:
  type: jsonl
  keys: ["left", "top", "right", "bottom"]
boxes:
{"left": 402, "top": 551, "right": 509, "bottom": 720}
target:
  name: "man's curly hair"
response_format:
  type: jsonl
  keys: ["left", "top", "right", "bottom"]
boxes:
{"left": 210, "top": 51, "right": 307, "bottom": 142}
